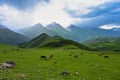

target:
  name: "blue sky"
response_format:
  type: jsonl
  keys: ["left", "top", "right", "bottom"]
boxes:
{"left": 0, "top": 0, "right": 120, "bottom": 29}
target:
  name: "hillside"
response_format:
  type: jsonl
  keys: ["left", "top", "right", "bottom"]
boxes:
{"left": 0, "top": 24, "right": 29, "bottom": 45}
{"left": 85, "top": 37, "right": 120, "bottom": 51}
{"left": 20, "top": 33, "right": 91, "bottom": 50}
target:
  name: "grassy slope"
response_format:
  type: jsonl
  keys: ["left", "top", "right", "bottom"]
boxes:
{"left": 21, "top": 33, "right": 91, "bottom": 51}
{"left": 85, "top": 37, "right": 120, "bottom": 51}
{"left": 0, "top": 44, "right": 120, "bottom": 80}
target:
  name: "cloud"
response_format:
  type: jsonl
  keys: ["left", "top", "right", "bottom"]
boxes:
{"left": 76, "top": 14, "right": 120, "bottom": 28}
{"left": 100, "top": 24, "right": 120, "bottom": 29}
{"left": 0, "top": 0, "right": 78, "bottom": 29}
{"left": 0, "top": 0, "right": 49, "bottom": 10}
{"left": 0, "top": 4, "right": 33, "bottom": 29}
{"left": 63, "top": 0, "right": 118, "bottom": 18}
{"left": 81, "top": 1, "right": 120, "bottom": 18}
{"left": 0, "top": 0, "right": 120, "bottom": 29}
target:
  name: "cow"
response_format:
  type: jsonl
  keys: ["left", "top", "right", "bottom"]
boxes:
{"left": 69, "top": 54, "right": 72, "bottom": 56}
{"left": 60, "top": 71, "right": 70, "bottom": 76}
{"left": 49, "top": 55, "right": 54, "bottom": 59}
{"left": 53, "top": 61, "right": 57, "bottom": 64}
{"left": 104, "top": 55, "right": 109, "bottom": 59}
{"left": 40, "top": 56, "right": 47, "bottom": 59}
{"left": 74, "top": 55, "right": 78, "bottom": 58}
{"left": 98, "top": 53, "right": 104, "bottom": 56}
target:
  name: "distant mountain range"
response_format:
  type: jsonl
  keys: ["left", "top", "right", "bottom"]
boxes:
{"left": 85, "top": 37, "right": 120, "bottom": 52}
{"left": 16, "top": 22, "right": 120, "bottom": 43}
{"left": 17, "top": 22, "right": 77, "bottom": 42}
{"left": 20, "top": 33, "right": 91, "bottom": 50}
{"left": 0, "top": 24, "right": 29, "bottom": 45}
{"left": 1, "top": 23, "right": 120, "bottom": 52}
{"left": 16, "top": 23, "right": 57, "bottom": 39}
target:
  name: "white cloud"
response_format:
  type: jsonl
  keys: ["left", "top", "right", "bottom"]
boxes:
{"left": 0, "top": 4, "right": 32, "bottom": 29}
{"left": 100, "top": 24, "right": 120, "bottom": 29}
{"left": 0, "top": 0, "right": 118, "bottom": 29}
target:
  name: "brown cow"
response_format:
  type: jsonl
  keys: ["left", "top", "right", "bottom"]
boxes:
{"left": 49, "top": 55, "right": 54, "bottom": 59}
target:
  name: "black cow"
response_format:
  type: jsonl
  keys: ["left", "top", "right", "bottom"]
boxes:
{"left": 60, "top": 71, "right": 70, "bottom": 76}
{"left": 40, "top": 56, "right": 47, "bottom": 59}
{"left": 104, "top": 55, "right": 109, "bottom": 59}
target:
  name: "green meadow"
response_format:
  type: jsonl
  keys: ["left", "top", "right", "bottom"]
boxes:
{"left": 0, "top": 45, "right": 120, "bottom": 80}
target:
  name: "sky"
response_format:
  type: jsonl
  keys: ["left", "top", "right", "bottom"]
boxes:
{"left": 0, "top": 0, "right": 120, "bottom": 29}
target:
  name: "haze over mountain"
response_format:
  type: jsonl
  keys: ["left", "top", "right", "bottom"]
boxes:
{"left": 17, "top": 22, "right": 78, "bottom": 42}
{"left": 17, "top": 23, "right": 57, "bottom": 39}
{"left": 0, "top": 24, "right": 29, "bottom": 45}
{"left": 16, "top": 22, "right": 120, "bottom": 43}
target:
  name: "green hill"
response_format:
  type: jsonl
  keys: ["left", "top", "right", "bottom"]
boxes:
{"left": 20, "top": 33, "right": 91, "bottom": 50}
{"left": 85, "top": 37, "right": 120, "bottom": 52}
{"left": 0, "top": 24, "right": 29, "bottom": 45}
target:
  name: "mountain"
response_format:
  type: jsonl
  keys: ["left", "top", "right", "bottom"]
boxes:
{"left": 85, "top": 37, "right": 120, "bottom": 52}
{"left": 0, "top": 24, "right": 29, "bottom": 45}
{"left": 46, "top": 22, "right": 78, "bottom": 42}
{"left": 16, "top": 23, "right": 120, "bottom": 43}
{"left": 20, "top": 33, "right": 91, "bottom": 50}
{"left": 46, "top": 22, "right": 68, "bottom": 34}
{"left": 17, "top": 23, "right": 58, "bottom": 39}
{"left": 67, "top": 25, "right": 120, "bottom": 42}
{"left": 16, "top": 22, "right": 78, "bottom": 42}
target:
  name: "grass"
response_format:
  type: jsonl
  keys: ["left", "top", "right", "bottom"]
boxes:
{"left": 0, "top": 45, "right": 120, "bottom": 80}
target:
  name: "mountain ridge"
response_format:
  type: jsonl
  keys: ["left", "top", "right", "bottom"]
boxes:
{"left": 0, "top": 24, "right": 29, "bottom": 45}
{"left": 20, "top": 33, "right": 91, "bottom": 50}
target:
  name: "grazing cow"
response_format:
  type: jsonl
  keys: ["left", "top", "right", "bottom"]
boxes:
{"left": 104, "top": 55, "right": 109, "bottom": 59}
{"left": 74, "top": 55, "right": 78, "bottom": 58}
{"left": 69, "top": 54, "right": 72, "bottom": 56}
{"left": 98, "top": 53, "right": 104, "bottom": 56}
{"left": 40, "top": 56, "right": 47, "bottom": 59}
{"left": 53, "top": 61, "right": 57, "bottom": 64}
{"left": 49, "top": 55, "right": 54, "bottom": 59}
{"left": 60, "top": 71, "right": 70, "bottom": 76}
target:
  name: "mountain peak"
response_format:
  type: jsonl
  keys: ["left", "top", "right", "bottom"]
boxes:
{"left": 48, "top": 22, "right": 61, "bottom": 27}
{"left": 67, "top": 24, "right": 80, "bottom": 31}
{"left": 53, "top": 21, "right": 57, "bottom": 24}
{"left": 46, "top": 22, "right": 65, "bottom": 30}
{"left": 69, "top": 24, "right": 78, "bottom": 28}
{"left": 34, "top": 23, "right": 43, "bottom": 27}
{"left": 40, "top": 33, "right": 49, "bottom": 37}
